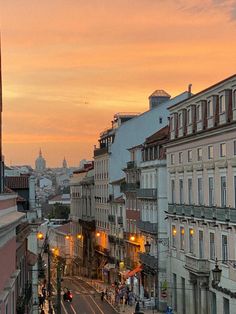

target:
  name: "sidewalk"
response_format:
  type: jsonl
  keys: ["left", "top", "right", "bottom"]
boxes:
{"left": 80, "top": 276, "right": 161, "bottom": 314}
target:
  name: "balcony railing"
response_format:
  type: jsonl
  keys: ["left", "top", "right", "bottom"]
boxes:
{"left": 117, "top": 216, "right": 123, "bottom": 225}
{"left": 137, "top": 188, "right": 157, "bottom": 199}
{"left": 185, "top": 254, "right": 210, "bottom": 274}
{"left": 139, "top": 252, "right": 158, "bottom": 270}
{"left": 137, "top": 220, "right": 157, "bottom": 234}
{"left": 94, "top": 146, "right": 108, "bottom": 157}
{"left": 108, "top": 235, "right": 125, "bottom": 246}
{"left": 94, "top": 245, "right": 110, "bottom": 256}
{"left": 126, "top": 161, "right": 137, "bottom": 169}
{"left": 108, "top": 214, "right": 116, "bottom": 223}
{"left": 120, "top": 182, "right": 140, "bottom": 193}
{"left": 168, "top": 203, "right": 236, "bottom": 223}
{"left": 108, "top": 234, "right": 116, "bottom": 243}
{"left": 124, "top": 257, "right": 138, "bottom": 269}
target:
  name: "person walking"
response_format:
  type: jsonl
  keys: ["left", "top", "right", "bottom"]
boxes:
{"left": 101, "top": 291, "right": 105, "bottom": 301}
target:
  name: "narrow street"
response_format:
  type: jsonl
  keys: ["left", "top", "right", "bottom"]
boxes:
{"left": 53, "top": 276, "right": 118, "bottom": 314}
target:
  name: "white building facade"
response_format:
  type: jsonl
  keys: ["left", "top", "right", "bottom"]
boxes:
{"left": 166, "top": 74, "right": 236, "bottom": 314}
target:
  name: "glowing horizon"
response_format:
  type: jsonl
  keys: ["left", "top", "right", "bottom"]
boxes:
{"left": 1, "top": 0, "right": 236, "bottom": 167}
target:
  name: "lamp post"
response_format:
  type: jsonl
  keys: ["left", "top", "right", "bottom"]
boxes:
{"left": 212, "top": 259, "right": 222, "bottom": 285}
{"left": 37, "top": 232, "right": 53, "bottom": 314}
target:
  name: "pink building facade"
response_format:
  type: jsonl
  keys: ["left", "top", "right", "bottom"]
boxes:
{"left": 0, "top": 194, "right": 25, "bottom": 313}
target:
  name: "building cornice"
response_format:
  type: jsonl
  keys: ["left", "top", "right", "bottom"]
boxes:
{"left": 165, "top": 121, "right": 236, "bottom": 149}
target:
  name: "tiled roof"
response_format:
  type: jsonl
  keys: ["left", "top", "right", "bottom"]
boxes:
{"left": 149, "top": 90, "right": 171, "bottom": 98}
{"left": 5, "top": 176, "right": 29, "bottom": 189}
{"left": 145, "top": 125, "right": 169, "bottom": 145}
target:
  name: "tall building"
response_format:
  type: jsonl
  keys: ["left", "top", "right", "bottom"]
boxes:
{"left": 35, "top": 149, "right": 46, "bottom": 172}
{"left": 0, "top": 38, "right": 31, "bottom": 314}
{"left": 166, "top": 74, "right": 236, "bottom": 314}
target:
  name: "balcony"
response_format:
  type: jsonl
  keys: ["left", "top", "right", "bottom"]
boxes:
{"left": 168, "top": 204, "right": 236, "bottom": 223}
{"left": 108, "top": 234, "right": 116, "bottom": 243}
{"left": 137, "top": 220, "right": 157, "bottom": 234}
{"left": 185, "top": 254, "right": 210, "bottom": 275}
{"left": 137, "top": 188, "right": 157, "bottom": 199}
{"left": 139, "top": 252, "right": 158, "bottom": 270}
{"left": 124, "top": 257, "right": 138, "bottom": 269}
{"left": 108, "top": 214, "right": 116, "bottom": 223}
{"left": 117, "top": 216, "right": 123, "bottom": 225}
{"left": 120, "top": 182, "right": 140, "bottom": 193}
{"left": 127, "top": 161, "right": 137, "bottom": 169}
{"left": 95, "top": 245, "right": 110, "bottom": 256}
{"left": 94, "top": 146, "right": 108, "bottom": 157}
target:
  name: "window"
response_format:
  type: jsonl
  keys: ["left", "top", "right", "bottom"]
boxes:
{"left": 198, "top": 178, "right": 203, "bottom": 205}
{"left": 171, "top": 180, "right": 175, "bottom": 203}
{"left": 178, "top": 112, "right": 183, "bottom": 128}
{"left": 179, "top": 152, "right": 183, "bottom": 163}
{"left": 199, "top": 230, "right": 204, "bottom": 258}
{"left": 170, "top": 154, "right": 175, "bottom": 165}
{"left": 159, "top": 117, "right": 163, "bottom": 124}
{"left": 187, "top": 108, "right": 192, "bottom": 124}
{"left": 223, "top": 297, "right": 230, "bottom": 314}
{"left": 180, "top": 227, "right": 185, "bottom": 250}
{"left": 222, "top": 235, "right": 228, "bottom": 263}
{"left": 221, "top": 176, "right": 227, "bottom": 207}
{"left": 234, "top": 140, "right": 236, "bottom": 155}
{"left": 233, "top": 90, "right": 236, "bottom": 109}
{"left": 172, "top": 225, "right": 177, "bottom": 248}
{"left": 210, "top": 233, "right": 215, "bottom": 260}
{"left": 220, "top": 143, "right": 226, "bottom": 157}
{"left": 208, "top": 145, "right": 213, "bottom": 159}
{"left": 211, "top": 292, "right": 217, "bottom": 314}
{"left": 209, "top": 177, "right": 214, "bottom": 206}
{"left": 196, "top": 104, "right": 202, "bottom": 121}
{"left": 197, "top": 148, "right": 202, "bottom": 161}
{"left": 179, "top": 179, "right": 184, "bottom": 204}
{"left": 189, "top": 228, "right": 194, "bottom": 253}
{"left": 170, "top": 116, "right": 174, "bottom": 131}
{"left": 219, "top": 95, "right": 225, "bottom": 114}
{"left": 173, "top": 274, "right": 177, "bottom": 311}
{"left": 207, "top": 100, "right": 213, "bottom": 117}
{"left": 188, "top": 178, "right": 193, "bottom": 205}
{"left": 187, "top": 150, "right": 192, "bottom": 162}
{"left": 182, "top": 277, "right": 186, "bottom": 314}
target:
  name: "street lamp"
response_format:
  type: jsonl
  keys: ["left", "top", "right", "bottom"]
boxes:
{"left": 212, "top": 259, "right": 222, "bottom": 285}
{"left": 130, "top": 235, "right": 136, "bottom": 242}
{"left": 37, "top": 232, "right": 53, "bottom": 314}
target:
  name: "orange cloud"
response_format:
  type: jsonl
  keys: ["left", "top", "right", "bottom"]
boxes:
{"left": 0, "top": 0, "right": 236, "bottom": 166}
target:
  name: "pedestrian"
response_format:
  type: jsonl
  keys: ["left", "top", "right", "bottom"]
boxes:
{"left": 38, "top": 294, "right": 44, "bottom": 309}
{"left": 101, "top": 291, "right": 105, "bottom": 301}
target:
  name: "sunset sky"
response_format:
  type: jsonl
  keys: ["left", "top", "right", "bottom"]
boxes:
{"left": 0, "top": 0, "right": 236, "bottom": 167}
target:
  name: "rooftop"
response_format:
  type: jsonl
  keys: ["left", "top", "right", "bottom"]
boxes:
{"left": 5, "top": 175, "right": 29, "bottom": 189}
{"left": 149, "top": 90, "right": 171, "bottom": 98}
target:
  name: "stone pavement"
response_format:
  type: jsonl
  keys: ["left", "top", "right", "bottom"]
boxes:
{"left": 80, "top": 276, "right": 161, "bottom": 314}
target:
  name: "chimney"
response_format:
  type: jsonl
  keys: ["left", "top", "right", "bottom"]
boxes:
{"left": 188, "top": 84, "right": 192, "bottom": 97}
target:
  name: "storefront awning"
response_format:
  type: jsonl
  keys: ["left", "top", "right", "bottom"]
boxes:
{"left": 125, "top": 265, "right": 143, "bottom": 279}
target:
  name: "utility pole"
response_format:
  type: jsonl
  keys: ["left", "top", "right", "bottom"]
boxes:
{"left": 57, "top": 258, "right": 62, "bottom": 314}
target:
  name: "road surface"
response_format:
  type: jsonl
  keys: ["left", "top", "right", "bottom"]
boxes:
{"left": 53, "top": 276, "right": 118, "bottom": 314}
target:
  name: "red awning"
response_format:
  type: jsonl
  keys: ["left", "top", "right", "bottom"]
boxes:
{"left": 125, "top": 265, "right": 143, "bottom": 279}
